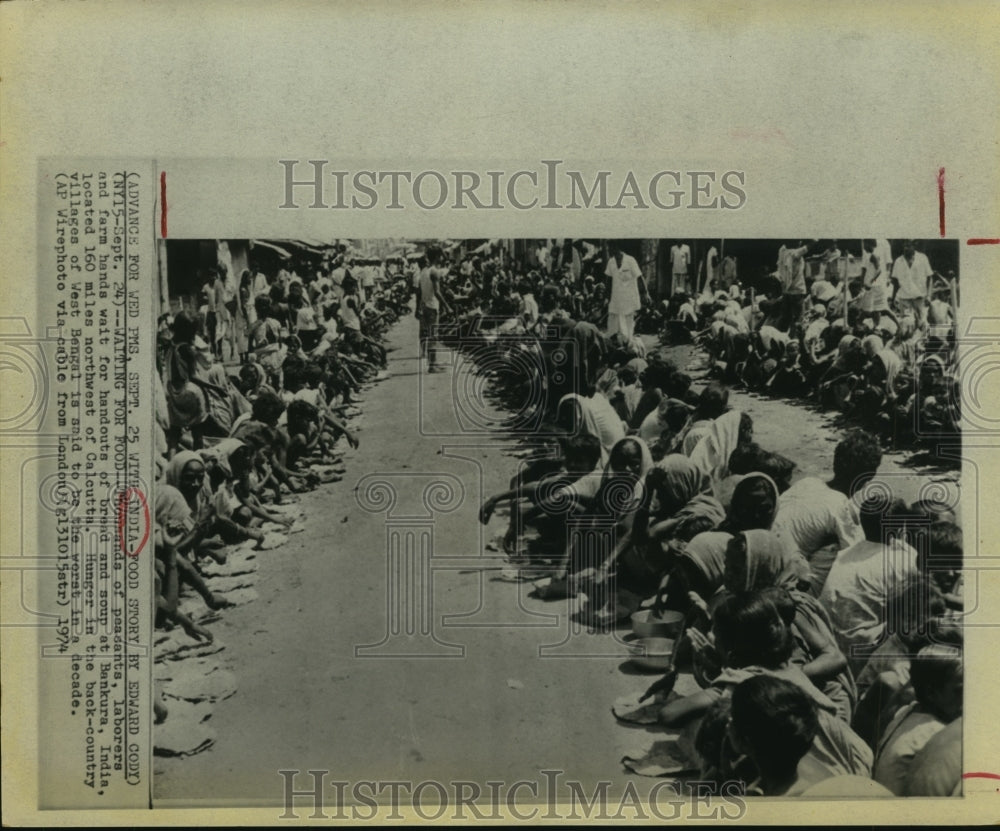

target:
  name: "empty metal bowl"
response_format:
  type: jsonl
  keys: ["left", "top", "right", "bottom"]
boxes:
{"left": 626, "top": 637, "right": 675, "bottom": 671}
{"left": 630, "top": 609, "right": 684, "bottom": 639}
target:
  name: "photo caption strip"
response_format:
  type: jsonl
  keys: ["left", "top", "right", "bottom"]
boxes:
{"left": 24, "top": 161, "right": 155, "bottom": 809}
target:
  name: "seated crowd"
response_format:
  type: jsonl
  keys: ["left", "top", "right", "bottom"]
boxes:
{"left": 447, "top": 241, "right": 963, "bottom": 798}
{"left": 153, "top": 253, "right": 407, "bottom": 721}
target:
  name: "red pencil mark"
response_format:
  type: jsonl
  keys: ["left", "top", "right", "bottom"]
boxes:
{"left": 159, "top": 171, "right": 168, "bottom": 238}
{"left": 967, "top": 238, "right": 1000, "bottom": 245}
{"left": 937, "top": 167, "right": 946, "bottom": 237}
{"left": 117, "top": 487, "right": 151, "bottom": 558}
{"left": 963, "top": 772, "right": 1000, "bottom": 781}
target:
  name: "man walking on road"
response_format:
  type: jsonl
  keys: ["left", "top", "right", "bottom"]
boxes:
{"left": 418, "top": 245, "right": 452, "bottom": 372}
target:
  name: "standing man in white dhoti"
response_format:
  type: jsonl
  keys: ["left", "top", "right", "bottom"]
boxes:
{"left": 604, "top": 240, "right": 648, "bottom": 340}
{"left": 670, "top": 240, "right": 692, "bottom": 296}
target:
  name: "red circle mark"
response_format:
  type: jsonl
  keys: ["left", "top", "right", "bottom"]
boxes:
{"left": 967, "top": 238, "right": 1000, "bottom": 245}
{"left": 159, "top": 171, "right": 168, "bottom": 239}
{"left": 962, "top": 772, "right": 1000, "bottom": 781}
{"left": 117, "top": 487, "right": 150, "bottom": 558}
{"left": 937, "top": 167, "right": 946, "bottom": 238}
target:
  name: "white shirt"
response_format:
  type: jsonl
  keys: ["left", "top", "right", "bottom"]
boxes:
{"left": 777, "top": 245, "right": 809, "bottom": 295}
{"left": 771, "top": 477, "right": 863, "bottom": 589}
{"left": 671, "top": 243, "right": 691, "bottom": 273}
{"left": 295, "top": 305, "right": 318, "bottom": 332}
{"left": 892, "top": 252, "right": 933, "bottom": 300}
{"left": 873, "top": 703, "right": 946, "bottom": 796}
{"left": 605, "top": 252, "right": 643, "bottom": 315}
{"left": 252, "top": 272, "right": 270, "bottom": 298}
{"left": 819, "top": 537, "right": 918, "bottom": 671}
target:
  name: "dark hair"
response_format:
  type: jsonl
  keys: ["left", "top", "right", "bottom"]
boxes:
{"left": 560, "top": 433, "right": 602, "bottom": 472}
{"left": 664, "top": 371, "right": 692, "bottom": 399}
{"left": 730, "top": 675, "right": 819, "bottom": 783}
{"left": 251, "top": 390, "right": 286, "bottom": 425}
{"left": 755, "top": 585, "right": 797, "bottom": 628}
{"left": 858, "top": 494, "right": 907, "bottom": 542}
{"left": 833, "top": 428, "right": 882, "bottom": 490}
{"left": 885, "top": 577, "right": 946, "bottom": 648}
{"left": 287, "top": 399, "right": 319, "bottom": 432}
{"left": 608, "top": 437, "right": 642, "bottom": 471}
{"left": 674, "top": 513, "right": 719, "bottom": 542}
{"left": 910, "top": 645, "right": 962, "bottom": 713}
{"left": 693, "top": 698, "right": 732, "bottom": 776}
{"left": 909, "top": 498, "right": 957, "bottom": 525}
{"left": 254, "top": 295, "right": 272, "bottom": 320}
{"left": 728, "top": 444, "right": 796, "bottom": 493}
{"left": 643, "top": 360, "right": 679, "bottom": 389}
{"left": 915, "top": 520, "right": 963, "bottom": 580}
{"left": 713, "top": 592, "right": 794, "bottom": 669}
{"left": 283, "top": 365, "right": 304, "bottom": 393}
{"left": 617, "top": 366, "right": 638, "bottom": 386}
{"left": 696, "top": 382, "right": 730, "bottom": 420}
{"left": 171, "top": 310, "right": 199, "bottom": 344}
{"left": 737, "top": 412, "right": 754, "bottom": 447}
{"left": 928, "top": 520, "right": 963, "bottom": 561}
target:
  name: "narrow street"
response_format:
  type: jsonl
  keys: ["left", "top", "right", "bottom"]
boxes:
{"left": 154, "top": 315, "right": 959, "bottom": 806}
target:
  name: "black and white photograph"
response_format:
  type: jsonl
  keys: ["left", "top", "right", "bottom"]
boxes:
{"left": 150, "top": 236, "right": 962, "bottom": 808}
{"left": 4, "top": 2, "right": 999, "bottom": 825}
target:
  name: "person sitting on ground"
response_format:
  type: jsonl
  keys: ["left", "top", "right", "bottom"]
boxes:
{"left": 654, "top": 593, "right": 874, "bottom": 782}
{"left": 478, "top": 433, "right": 602, "bottom": 558}
{"left": 819, "top": 494, "right": 919, "bottom": 675}
{"left": 770, "top": 428, "right": 882, "bottom": 593}
{"left": 727, "top": 675, "right": 892, "bottom": 797}
{"left": 675, "top": 382, "right": 730, "bottom": 455}
{"left": 231, "top": 389, "right": 309, "bottom": 501}
{"left": 851, "top": 579, "right": 956, "bottom": 748}
{"left": 915, "top": 520, "right": 963, "bottom": 610}
{"left": 873, "top": 644, "right": 963, "bottom": 796}
{"left": 534, "top": 437, "right": 652, "bottom": 608}
{"left": 721, "top": 540, "right": 855, "bottom": 723}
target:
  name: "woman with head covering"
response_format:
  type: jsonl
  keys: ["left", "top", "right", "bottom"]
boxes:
{"left": 663, "top": 472, "right": 788, "bottom": 620}
{"left": 861, "top": 334, "right": 884, "bottom": 361}
{"left": 723, "top": 533, "right": 856, "bottom": 722}
{"left": 687, "top": 408, "right": 754, "bottom": 499}
{"left": 638, "top": 396, "right": 694, "bottom": 456}
{"left": 557, "top": 384, "right": 626, "bottom": 467}
{"left": 153, "top": 485, "right": 215, "bottom": 643}
{"left": 614, "top": 455, "right": 729, "bottom": 612}
{"left": 165, "top": 448, "right": 266, "bottom": 548}
{"left": 641, "top": 455, "right": 726, "bottom": 548}
{"left": 675, "top": 382, "right": 730, "bottom": 456}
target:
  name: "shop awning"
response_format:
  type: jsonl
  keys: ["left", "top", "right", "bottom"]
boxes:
{"left": 250, "top": 240, "right": 292, "bottom": 259}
